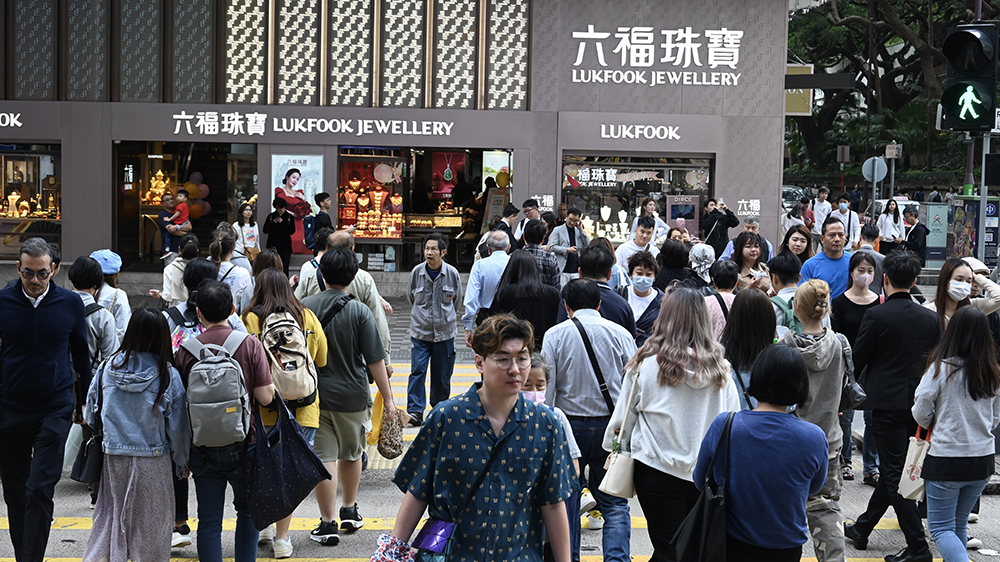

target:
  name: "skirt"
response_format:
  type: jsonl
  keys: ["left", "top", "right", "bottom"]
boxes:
{"left": 83, "top": 454, "right": 174, "bottom": 562}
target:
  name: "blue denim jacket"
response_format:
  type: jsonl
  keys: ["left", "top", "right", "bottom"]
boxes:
{"left": 86, "top": 351, "right": 190, "bottom": 471}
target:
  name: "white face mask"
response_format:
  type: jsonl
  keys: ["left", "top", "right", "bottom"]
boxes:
{"left": 852, "top": 272, "right": 873, "bottom": 289}
{"left": 948, "top": 280, "right": 972, "bottom": 302}
{"left": 522, "top": 391, "right": 546, "bottom": 405}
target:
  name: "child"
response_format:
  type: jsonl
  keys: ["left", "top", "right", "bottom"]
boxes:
{"left": 524, "top": 354, "right": 583, "bottom": 561}
{"left": 166, "top": 189, "right": 191, "bottom": 232}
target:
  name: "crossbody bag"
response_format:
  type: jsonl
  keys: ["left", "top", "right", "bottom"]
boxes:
{"left": 572, "top": 317, "right": 615, "bottom": 414}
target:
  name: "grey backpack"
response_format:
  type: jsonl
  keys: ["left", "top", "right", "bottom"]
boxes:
{"left": 182, "top": 331, "right": 251, "bottom": 447}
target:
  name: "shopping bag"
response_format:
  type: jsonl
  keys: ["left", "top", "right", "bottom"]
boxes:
{"left": 368, "top": 392, "right": 385, "bottom": 446}
{"left": 899, "top": 425, "right": 932, "bottom": 502}
{"left": 378, "top": 408, "right": 405, "bottom": 459}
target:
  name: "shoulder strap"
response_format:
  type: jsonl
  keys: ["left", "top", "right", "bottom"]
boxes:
{"left": 731, "top": 367, "right": 752, "bottom": 410}
{"left": 84, "top": 302, "right": 103, "bottom": 317}
{"left": 704, "top": 412, "right": 735, "bottom": 490}
{"left": 220, "top": 331, "right": 249, "bottom": 356}
{"left": 571, "top": 317, "right": 615, "bottom": 414}
{"left": 460, "top": 426, "right": 519, "bottom": 516}
{"left": 166, "top": 306, "right": 187, "bottom": 327}
{"left": 713, "top": 293, "right": 729, "bottom": 320}
{"left": 320, "top": 294, "right": 357, "bottom": 327}
{"left": 315, "top": 263, "right": 327, "bottom": 292}
{"left": 835, "top": 332, "right": 856, "bottom": 385}
{"left": 219, "top": 263, "right": 235, "bottom": 282}
{"left": 180, "top": 336, "right": 207, "bottom": 359}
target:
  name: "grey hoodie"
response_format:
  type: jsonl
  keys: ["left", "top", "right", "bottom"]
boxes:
{"left": 783, "top": 329, "right": 846, "bottom": 454}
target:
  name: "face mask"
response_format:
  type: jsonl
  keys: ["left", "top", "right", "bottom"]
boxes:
{"left": 632, "top": 275, "right": 655, "bottom": 292}
{"left": 852, "top": 272, "right": 873, "bottom": 288}
{"left": 948, "top": 280, "right": 973, "bottom": 302}
{"left": 839, "top": 202, "right": 849, "bottom": 212}
{"left": 522, "top": 390, "right": 546, "bottom": 405}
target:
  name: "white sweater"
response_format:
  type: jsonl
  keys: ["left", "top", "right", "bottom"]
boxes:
{"left": 603, "top": 355, "right": 740, "bottom": 481}
{"left": 877, "top": 214, "right": 905, "bottom": 241}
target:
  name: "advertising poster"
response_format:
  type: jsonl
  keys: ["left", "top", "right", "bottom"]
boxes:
{"left": 481, "top": 187, "right": 511, "bottom": 234}
{"left": 431, "top": 152, "right": 465, "bottom": 199}
{"left": 482, "top": 151, "right": 511, "bottom": 187}
{"left": 922, "top": 202, "right": 948, "bottom": 267}
{"left": 272, "top": 155, "right": 323, "bottom": 254}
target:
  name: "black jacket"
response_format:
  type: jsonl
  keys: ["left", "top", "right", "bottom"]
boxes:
{"left": 262, "top": 210, "right": 295, "bottom": 253}
{"left": 701, "top": 209, "right": 739, "bottom": 258}
{"left": 854, "top": 291, "right": 941, "bottom": 411}
{"left": 617, "top": 286, "right": 664, "bottom": 347}
{"left": 903, "top": 223, "right": 930, "bottom": 266}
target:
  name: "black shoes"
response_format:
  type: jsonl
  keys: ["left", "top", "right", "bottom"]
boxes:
{"left": 844, "top": 522, "right": 868, "bottom": 550}
{"left": 884, "top": 546, "right": 932, "bottom": 562}
{"left": 407, "top": 412, "right": 423, "bottom": 427}
{"left": 309, "top": 519, "right": 340, "bottom": 546}
{"left": 340, "top": 503, "right": 365, "bottom": 532}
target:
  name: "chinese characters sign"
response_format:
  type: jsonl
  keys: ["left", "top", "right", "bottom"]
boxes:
{"left": 737, "top": 199, "right": 761, "bottom": 215}
{"left": 172, "top": 111, "right": 455, "bottom": 138}
{"left": 571, "top": 25, "right": 744, "bottom": 87}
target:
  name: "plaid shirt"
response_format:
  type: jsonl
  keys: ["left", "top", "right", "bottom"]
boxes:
{"left": 524, "top": 244, "right": 561, "bottom": 288}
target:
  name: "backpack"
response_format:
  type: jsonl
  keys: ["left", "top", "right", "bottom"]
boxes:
{"left": 771, "top": 295, "right": 803, "bottom": 335}
{"left": 311, "top": 259, "right": 326, "bottom": 292}
{"left": 166, "top": 305, "right": 206, "bottom": 354}
{"left": 320, "top": 293, "right": 374, "bottom": 384}
{"left": 258, "top": 307, "right": 318, "bottom": 407}
{"left": 303, "top": 215, "right": 317, "bottom": 250}
{"left": 182, "top": 331, "right": 251, "bottom": 447}
{"left": 84, "top": 302, "right": 103, "bottom": 317}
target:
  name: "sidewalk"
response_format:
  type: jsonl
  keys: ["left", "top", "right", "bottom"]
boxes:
{"left": 385, "top": 297, "right": 476, "bottom": 365}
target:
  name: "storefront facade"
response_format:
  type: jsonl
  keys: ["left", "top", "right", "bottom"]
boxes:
{"left": 0, "top": 0, "right": 786, "bottom": 273}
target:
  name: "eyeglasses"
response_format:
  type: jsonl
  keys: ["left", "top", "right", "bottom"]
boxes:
{"left": 489, "top": 355, "right": 532, "bottom": 370}
{"left": 20, "top": 269, "right": 50, "bottom": 280}
{"left": 523, "top": 207, "right": 537, "bottom": 213}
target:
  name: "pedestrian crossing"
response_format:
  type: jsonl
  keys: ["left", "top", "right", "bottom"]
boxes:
{"left": 0, "top": 558, "right": 933, "bottom": 562}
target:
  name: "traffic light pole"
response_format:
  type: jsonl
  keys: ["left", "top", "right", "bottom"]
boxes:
{"left": 980, "top": 133, "right": 990, "bottom": 262}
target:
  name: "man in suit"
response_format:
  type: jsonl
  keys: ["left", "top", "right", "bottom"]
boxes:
{"left": 496, "top": 203, "right": 519, "bottom": 249}
{"left": 902, "top": 206, "right": 929, "bottom": 267}
{"left": 845, "top": 249, "right": 941, "bottom": 562}
{"left": 549, "top": 207, "right": 590, "bottom": 288}
{"left": 555, "top": 245, "right": 636, "bottom": 338}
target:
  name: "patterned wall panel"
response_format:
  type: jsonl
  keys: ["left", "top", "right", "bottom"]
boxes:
{"left": 67, "top": 0, "right": 109, "bottom": 101}
{"left": 277, "top": 0, "right": 320, "bottom": 104}
{"left": 13, "top": 1, "right": 57, "bottom": 100}
{"left": 328, "top": 0, "right": 373, "bottom": 106}
{"left": 119, "top": 1, "right": 162, "bottom": 102}
{"left": 381, "top": 0, "right": 425, "bottom": 108}
{"left": 433, "top": 0, "right": 477, "bottom": 108}
{"left": 487, "top": 0, "right": 529, "bottom": 110}
{"left": 173, "top": 0, "right": 214, "bottom": 103}
{"left": 225, "top": 0, "right": 268, "bottom": 104}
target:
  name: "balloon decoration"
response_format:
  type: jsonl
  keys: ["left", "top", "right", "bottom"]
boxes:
{"left": 183, "top": 181, "right": 198, "bottom": 194}
{"left": 178, "top": 172, "right": 213, "bottom": 219}
{"left": 188, "top": 203, "right": 205, "bottom": 220}
{"left": 189, "top": 171, "right": 204, "bottom": 185}
{"left": 198, "top": 183, "right": 210, "bottom": 198}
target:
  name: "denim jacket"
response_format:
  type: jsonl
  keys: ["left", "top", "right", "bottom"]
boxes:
{"left": 86, "top": 351, "right": 190, "bottom": 471}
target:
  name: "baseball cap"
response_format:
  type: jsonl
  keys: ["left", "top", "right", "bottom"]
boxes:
{"left": 90, "top": 249, "right": 122, "bottom": 275}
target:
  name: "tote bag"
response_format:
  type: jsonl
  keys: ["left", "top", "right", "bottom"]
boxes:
{"left": 244, "top": 392, "right": 332, "bottom": 530}
{"left": 899, "top": 425, "right": 932, "bottom": 502}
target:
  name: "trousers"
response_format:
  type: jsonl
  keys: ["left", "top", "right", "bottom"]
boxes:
{"left": 807, "top": 452, "right": 845, "bottom": 562}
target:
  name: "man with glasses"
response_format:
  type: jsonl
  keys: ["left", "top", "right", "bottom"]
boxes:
{"left": 512, "top": 198, "right": 542, "bottom": 247}
{"left": 542, "top": 279, "right": 637, "bottom": 562}
{"left": 550, "top": 207, "right": 590, "bottom": 288}
{"left": 800, "top": 216, "right": 853, "bottom": 298}
{"left": 0, "top": 237, "right": 90, "bottom": 562}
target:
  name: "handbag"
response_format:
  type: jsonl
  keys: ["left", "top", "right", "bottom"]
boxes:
{"left": 410, "top": 428, "right": 518, "bottom": 561}
{"left": 836, "top": 333, "right": 867, "bottom": 411}
{"left": 239, "top": 224, "right": 260, "bottom": 263}
{"left": 378, "top": 408, "right": 405, "bottom": 459}
{"left": 670, "top": 412, "right": 735, "bottom": 562}
{"left": 899, "top": 425, "right": 932, "bottom": 501}
{"left": 598, "top": 369, "right": 639, "bottom": 498}
{"left": 71, "top": 365, "right": 105, "bottom": 484}
{"left": 244, "top": 391, "right": 332, "bottom": 531}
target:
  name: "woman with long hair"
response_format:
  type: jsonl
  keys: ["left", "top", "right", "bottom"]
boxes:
{"left": 721, "top": 288, "right": 776, "bottom": 411}
{"left": 210, "top": 222, "right": 253, "bottom": 300}
{"left": 629, "top": 197, "right": 669, "bottom": 241}
{"left": 274, "top": 167, "right": 313, "bottom": 254}
{"left": 602, "top": 288, "right": 738, "bottom": 561}
{"left": 694, "top": 346, "right": 829, "bottom": 562}
{"left": 151, "top": 233, "right": 200, "bottom": 307}
{"left": 232, "top": 202, "right": 259, "bottom": 272}
{"left": 913, "top": 306, "right": 1000, "bottom": 561}
{"left": 731, "top": 231, "right": 771, "bottom": 292}
{"left": 82, "top": 307, "right": 190, "bottom": 562}
{"left": 782, "top": 202, "right": 806, "bottom": 236}
{"left": 241, "top": 268, "right": 327, "bottom": 557}
{"left": 91, "top": 249, "right": 132, "bottom": 342}
{"left": 163, "top": 258, "right": 247, "bottom": 350}
{"left": 924, "top": 257, "right": 1000, "bottom": 332}
{"left": 489, "top": 249, "right": 561, "bottom": 350}
{"left": 781, "top": 279, "right": 848, "bottom": 561}
{"left": 777, "top": 224, "right": 815, "bottom": 265}
{"left": 877, "top": 199, "right": 905, "bottom": 255}
{"left": 234, "top": 248, "right": 286, "bottom": 316}
{"left": 540, "top": 211, "right": 557, "bottom": 247}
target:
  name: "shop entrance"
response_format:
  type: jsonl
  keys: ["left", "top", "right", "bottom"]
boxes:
{"left": 0, "top": 145, "right": 61, "bottom": 257}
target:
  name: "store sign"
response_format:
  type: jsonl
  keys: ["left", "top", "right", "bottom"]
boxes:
{"left": 0, "top": 113, "right": 23, "bottom": 128}
{"left": 571, "top": 25, "right": 744, "bottom": 87}
{"left": 600, "top": 124, "right": 680, "bottom": 140}
{"left": 171, "top": 111, "right": 454, "bottom": 138}
{"left": 737, "top": 198, "right": 761, "bottom": 215}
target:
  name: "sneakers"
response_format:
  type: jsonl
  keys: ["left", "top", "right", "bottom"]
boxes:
{"left": 258, "top": 524, "right": 275, "bottom": 544}
{"left": 580, "top": 488, "right": 597, "bottom": 514}
{"left": 340, "top": 504, "right": 365, "bottom": 532}
{"left": 272, "top": 538, "right": 294, "bottom": 558}
{"left": 587, "top": 510, "right": 604, "bottom": 530}
{"left": 968, "top": 537, "right": 983, "bottom": 550}
{"left": 407, "top": 412, "right": 423, "bottom": 427}
{"left": 310, "top": 519, "right": 340, "bottom": 546}
{"left": 171, "top": 523, "right": 192, "bottom": 548}
{"left": 969, "top": 512, "right": 980, "bottom": 523}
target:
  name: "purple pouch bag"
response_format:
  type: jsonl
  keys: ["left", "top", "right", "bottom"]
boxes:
{"left": 411, "top": 519, "right": 456, "bottom": 553}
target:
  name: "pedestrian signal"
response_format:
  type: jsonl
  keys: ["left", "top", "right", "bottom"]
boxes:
{"left": 942, "top": 24, "right": 998, "bottom": 131}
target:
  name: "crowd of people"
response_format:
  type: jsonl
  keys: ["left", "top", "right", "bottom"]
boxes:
{"left": 3, "top": 189, "right": 1000, "bottom": 562}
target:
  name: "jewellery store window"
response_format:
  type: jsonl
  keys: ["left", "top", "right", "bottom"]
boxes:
{"left": 0, "top": 146, "right": 61, "bottom": 257}
{"left": 561, "top": 156, "right": 714, "bottom": 246}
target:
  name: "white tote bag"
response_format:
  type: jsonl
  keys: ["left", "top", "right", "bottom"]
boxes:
{"left": 898, "top": 426, "right": 932, "bottom": 502}
{"left": 599, "top": 370, "right": 639, "bottom": 499}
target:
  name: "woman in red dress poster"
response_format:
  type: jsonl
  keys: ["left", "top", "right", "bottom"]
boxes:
{"left": 273, "top": 168, "right": 313, "bottom": 254}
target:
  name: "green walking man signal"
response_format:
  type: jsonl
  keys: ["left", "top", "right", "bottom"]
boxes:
{"left": 959, "top": 85, "right": 984, "bottom": 120}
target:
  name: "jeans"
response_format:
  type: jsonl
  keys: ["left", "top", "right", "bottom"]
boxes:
{"left": 189, "top": 445, "right": 258, "bottom": 562}
{"left": 407, "top": 337, "right": 455, "bottom": 415}
{"left": 0, "top": 403, "right": 74, "bottom": 562}
{"left": 862, "top": 410, "right": 880, "bottom": 475}
{"left": 568, "top": 417, "right": 630, "bottom": 562}
{"left": 926, "top": 478, "right": 990, "bottom": 562}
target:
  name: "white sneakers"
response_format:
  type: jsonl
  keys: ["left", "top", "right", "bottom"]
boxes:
{"left": 272, "top": 538, "right": 293, "bottom": 558}
{"left": 580, "top": 488, "right": 597, "bottom": 515}
{"left": 587, "top": 510, "right": 604, "bottom": 530}
{"left": 258, "top": 524, "right": 275, "bottom": 543}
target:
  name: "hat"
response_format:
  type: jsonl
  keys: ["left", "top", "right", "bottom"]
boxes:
{"left": 90, "top": 249, "right": 122, "bottom": 274}
{"left": 964, "top": 257, "right": 991, "bottom": 276}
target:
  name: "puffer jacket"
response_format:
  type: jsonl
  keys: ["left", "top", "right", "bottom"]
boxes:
{"left": 86, "top": 351, "right": 190, "bottom": 470}
{"left": 783, "top": 329, "right": 846, "bottom": 454}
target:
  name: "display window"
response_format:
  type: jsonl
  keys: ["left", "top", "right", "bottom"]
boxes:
{"left": 561, "top": 156, "right": 713, "bottom": 245}
{"left": 114, "top": 142, "right": 257, "bottom": 269}
{"left": 0, "top": 147, "right": 61, "bottom": 256}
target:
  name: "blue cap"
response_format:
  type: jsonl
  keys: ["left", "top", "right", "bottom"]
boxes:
{"left": 90, "top": 249, "right": 122, "bottom": 274}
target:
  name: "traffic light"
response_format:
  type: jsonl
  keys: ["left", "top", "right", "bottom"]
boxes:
{"left": 942, "top": 24, "right": 998, "bottom": 131}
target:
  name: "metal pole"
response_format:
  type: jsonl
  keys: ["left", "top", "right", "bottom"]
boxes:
{"left": 979, "top": 133, "right": 990, "bottom": 261}
{"left": 890, "top": 158, "right": 895, "bottom": 197}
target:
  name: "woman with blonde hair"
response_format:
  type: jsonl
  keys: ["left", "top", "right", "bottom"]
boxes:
{"left": 781, "top": 279, "right": 848, "bottom": 562}
{"left": 603, "top": 287, "right": 739, "bottom": 561}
